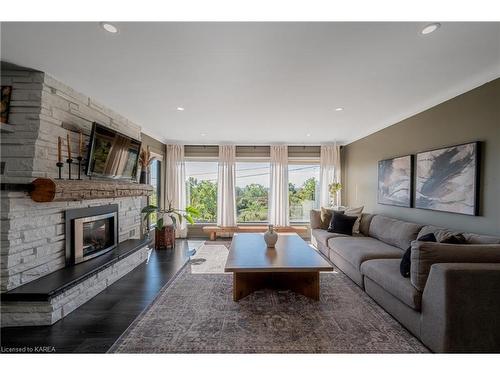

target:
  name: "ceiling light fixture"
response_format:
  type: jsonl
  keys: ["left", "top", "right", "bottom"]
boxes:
{"left": 100, "top": 22, "right": 119, "bottom": 34}
{"left": 200, "top": 133, "right": 207, "bottom": 137}
{"left": 335, "top": 107, "right": 344, "bottom": 112}
{"left": 421, "top": 23, "right": 441, "bottom": 35}
{"left": 176, "top": 107, "right": 185, "bottom": 111}
{"left": 306, "top": 133, "right": 311, "bottom": 137}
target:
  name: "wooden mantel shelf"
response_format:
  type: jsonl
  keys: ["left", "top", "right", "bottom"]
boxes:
{"left": 30, "top": 178, "right": 153, "bottom": 202}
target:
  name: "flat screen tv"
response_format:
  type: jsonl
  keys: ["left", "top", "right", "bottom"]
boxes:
{"left": 85, "top": 123, "right": 141, "bottom": 180}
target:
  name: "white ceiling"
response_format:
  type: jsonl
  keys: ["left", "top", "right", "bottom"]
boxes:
{"left": 1, "top": 22, "right": 499, "bottom": 145}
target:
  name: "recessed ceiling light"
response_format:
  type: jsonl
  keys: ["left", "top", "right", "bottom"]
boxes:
{"left": 200, "top": 133, "right": 207, "bottom": 137}
{"left": 100, "top": 22, "right": 118, "bottom": 34}
{"left": 335, "top": 107, "right": 344, "bottom": 112}
{"left": 306, "top": 133, "right": 311, "bottom": 137}
{"left": 421, "top": 23, "right": 441, "bottom": 35}
{"left": 176, "top": 107, "right": 185, "bottom": 111}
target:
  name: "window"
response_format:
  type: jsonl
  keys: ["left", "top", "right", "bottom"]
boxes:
{"left": 236, "top": 162, "right": 270, "bottom": 223}
{"left": 149, "top": 159, "right": 161, "bottom": 227}
{"left": 185, "top": 160, "right": 218, "bottom": 223}
{"left": 288, "top": 163, "right": 320, "bottom": 222}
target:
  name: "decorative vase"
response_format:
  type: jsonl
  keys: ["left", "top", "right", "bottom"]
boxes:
{"left": 264, "top": 224, "right": 278, "bottom": 248}
{"left": 139, "top": 170, "right": 147, "bottom": 184}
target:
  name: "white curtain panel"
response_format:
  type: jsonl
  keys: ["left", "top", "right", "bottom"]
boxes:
{"left": 269, "top": 145, "right": 289, "bottom": 226}
{"left": 320, "top": 144, "right": 342, "bottom": 208}
{"left": 166, "top": 144, "right": 187, "bottom": 238}
{"left": 217, "top": 145, "right": 237, "bottom": 227}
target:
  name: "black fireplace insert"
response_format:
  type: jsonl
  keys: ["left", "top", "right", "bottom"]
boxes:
{"left": 65, "top": 204, "right": 119, "bottom": 265}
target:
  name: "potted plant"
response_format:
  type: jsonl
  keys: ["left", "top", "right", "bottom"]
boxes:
{"left": 141, "top": 202, "right": 199, "bottom": 249}
{"left": 138, "top": 146, "right": 154, "bottom": 184}
{"left": 328, "top": 182, "right": 342, "bottom": 208}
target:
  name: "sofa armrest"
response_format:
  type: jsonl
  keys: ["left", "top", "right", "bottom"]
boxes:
{"left": 310, "top": 209, "right": 322, "bottom": 230}
{"left": 421, "top": 263, "right": 500, "bottom": 353}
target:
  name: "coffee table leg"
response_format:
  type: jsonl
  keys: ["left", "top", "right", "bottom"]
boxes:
{"left": 233, "top": 271, "right": 320, "bottom": 301}
{"left": 280, "top": 271, "right": 319, "bottom": 301}
{"left": 233, "top": 272, "right": 266, "bottom": 301}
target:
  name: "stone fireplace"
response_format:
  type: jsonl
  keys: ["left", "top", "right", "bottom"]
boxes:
{"left": 0, "top": 64, "right": 153, "bottom": 327}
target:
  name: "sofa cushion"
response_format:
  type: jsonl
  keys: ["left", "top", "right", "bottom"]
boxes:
{"left": 410, "top": 241, "right": 500, "bottom": 291}
{"left": 418, "top": 225, "right": 500, "bottom": 245}
{"left": 328, "top": 236, "right": 402, "bottom": 271}
{"left": 369, "top": 215, "right": 423, "bottom": 250}
{"left": 359, "top": 213, "right": 375, "bottom": 236}
{"left": 345, "top": 206, "right": 364, "bottom": 233}
{"left": 311, "top": 228, "right": 349, "bottom": 248}
{"left": 328, "top": 212, "right": 358, "bottom": 235}
{"left": 318, "top": 207, "right": 346, "bottom": 230}
{"left": 361, "top": 259, "right": 422, "bottom": 310}
{"left": 400, "top": 232, "right": 437, "bottom": 278}
{"left": 319, "top": 207, "right": 334, "bottom": 229}
{"left": 417, "top": 225, "right": 443, "bottom": 239}
{"left": 463, "top": 232, "right": 500, "bottom": 244}
{"left": 440, "top": 233, "right": 467, "bottom": 244}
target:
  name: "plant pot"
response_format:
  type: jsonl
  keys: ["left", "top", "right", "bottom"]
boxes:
{"left": 154, "top": 225, "right": 175, "bottom": 250}
{"left": 139, "top": 170, "right": 147, "bottom": 184}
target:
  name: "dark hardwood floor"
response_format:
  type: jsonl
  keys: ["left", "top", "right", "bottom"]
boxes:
{"left": 0, "top": 239, "right": 199, "bottom": 353}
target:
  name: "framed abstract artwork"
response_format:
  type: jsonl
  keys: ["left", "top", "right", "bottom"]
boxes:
{"left": 1, "top": 86, "right": 13, "bottom": 124}
{"left": 378, "top": 155, "right": 413, "bottom": 207}
{"left": 415, "top": 142, "right": 480, "bottom": 215}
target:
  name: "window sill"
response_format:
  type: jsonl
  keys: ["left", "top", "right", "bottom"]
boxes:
{"left": 188, "top": 222, "right": 310, "bottom": 227}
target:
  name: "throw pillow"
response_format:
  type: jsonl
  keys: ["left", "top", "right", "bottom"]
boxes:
{"left": 435, "top": 229, "right": 464, "bottom": 243}
{"left": 440, "top": 233, "right": 467, "bottom": 244}
{"left": 327, "top": 212, "right": 358, "bottom": 236}
{"left": 400, "top": 232, "right": 436, "bottom": 278}
{"left": 344, "top": 206, "right": 364, "bottom": 233}
{"left": 320, "top": 207, "right": 344, "bottom": 230}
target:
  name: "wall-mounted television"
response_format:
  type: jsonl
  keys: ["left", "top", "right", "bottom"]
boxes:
{"left": 85, "top": 122, "right": 141, "bottom": 180}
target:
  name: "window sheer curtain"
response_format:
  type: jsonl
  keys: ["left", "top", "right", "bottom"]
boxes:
{"left": 319, "top": 144, "right": 341, "bottom": 208}
{"left": 217, "top": 145, "right": 237, "bottom": 227}
{"left": 269, "top": 145, "right": 289, "bottom": 226}
{"left": 166, "top": 144, "right": 187, "bottom": 238}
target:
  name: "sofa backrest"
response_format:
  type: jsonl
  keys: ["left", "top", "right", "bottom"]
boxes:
{"left": 410, "top": 241, "right": 500, "bottom": 291}
{"left": 418, "top": 225, "right": 500, "bottom": 244}
{"left": 369, "top": 215, "right": 423, "bottom": 250}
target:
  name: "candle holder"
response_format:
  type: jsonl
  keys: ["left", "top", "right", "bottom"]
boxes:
{"left": 56, "top": 162, "right": 64, "bottom": 180}
{"left": 76, "top": 156, "right": 83, "bottom": 180}
{"left": 66, "top": 158, "right": 73, "bottom": 180}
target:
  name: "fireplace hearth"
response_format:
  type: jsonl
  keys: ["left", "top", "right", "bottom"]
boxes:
{"left": 66, "top": 204, "right": 119, "bottom": 265}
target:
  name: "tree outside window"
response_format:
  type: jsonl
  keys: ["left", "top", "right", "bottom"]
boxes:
{"left": 185, "top": 161, "right": 218, "bottom": 223}
{"left": 236, "top": 162, "right": 270, "bottom": 222}
{"left": 288, "top": 164, "right": 320, "bottom": 222}
{"left": 184, "top": 159, "right": 319, "bottom": 225}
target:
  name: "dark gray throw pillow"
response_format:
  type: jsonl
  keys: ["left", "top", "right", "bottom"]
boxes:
{"left": 440, "top": 233, "right": 467, "bottom": 244}
{"left": 400, "top": 232, "right": 436, "bottom": 278}
{"left": 327, "top": 212, "right": 358, "bottom": 236}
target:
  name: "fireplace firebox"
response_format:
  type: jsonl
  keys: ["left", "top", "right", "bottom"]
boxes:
{"left": 65, "top": 204, "right": 119, "bottom": 265}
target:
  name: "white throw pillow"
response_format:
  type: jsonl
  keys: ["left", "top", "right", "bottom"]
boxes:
{"left": 344, "top": 206, "right": 364, "bottom": 234}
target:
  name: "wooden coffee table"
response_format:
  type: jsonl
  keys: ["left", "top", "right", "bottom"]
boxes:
{"left": 224, "top": 233, "right": 333, "bottom": 301}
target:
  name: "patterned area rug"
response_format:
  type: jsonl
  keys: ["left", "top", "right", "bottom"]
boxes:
{"left": 109, "top": 242, "right": 428, "bottom": 353}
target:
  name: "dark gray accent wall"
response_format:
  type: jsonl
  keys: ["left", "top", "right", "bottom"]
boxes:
{"left": 342, "top": 78, "right": 500, "bottom": 236}
{"left": 141, "top": 133, "right": 166, "bottom": 208}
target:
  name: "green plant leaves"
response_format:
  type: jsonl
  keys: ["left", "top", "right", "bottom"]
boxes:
{"left": 156, "top": 217, "right": 164, "bottom": 230}
{"left": 141, "top": 205, "right": 158, "bottom": 214}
